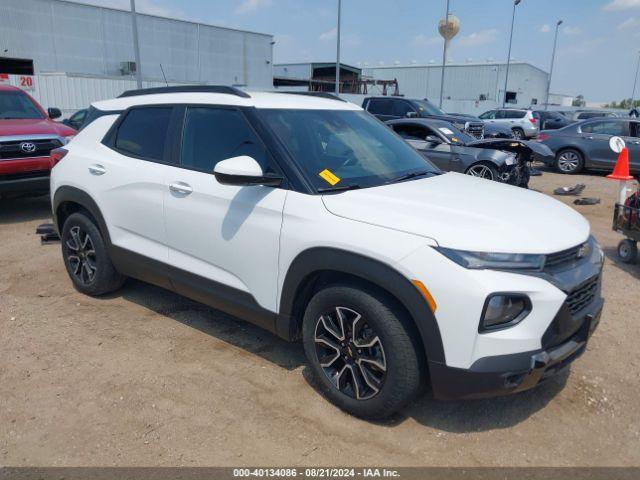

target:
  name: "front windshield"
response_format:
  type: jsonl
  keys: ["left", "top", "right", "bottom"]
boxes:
{"left": 0, "top": 91, "right": 44, "bottom": 120}
{"left": 413, "top": 99, "right": 446, "bottom": 116}
{"left": 258, "top": 109, "right": 440, "bottom": 191}
{"left": 435, "top": 124, "right": 476, "bottom": 144}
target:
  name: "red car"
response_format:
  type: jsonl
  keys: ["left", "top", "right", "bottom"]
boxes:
{"left": 0, "top": 85, "right": 76, "bottom": 197}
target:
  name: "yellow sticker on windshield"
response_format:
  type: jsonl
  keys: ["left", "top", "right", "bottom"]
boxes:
{"left": 451, "top": 137, "right": 459, "bottom": 142}
{"left": 319, "top": 169, "right": 341, "bottom": 185}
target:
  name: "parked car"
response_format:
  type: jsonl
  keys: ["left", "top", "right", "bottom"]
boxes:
{"left": 386, "top": 118, "right": 551, "bottom": 186}
{"left": 0, "top": 85, "right": 76, "bottom": 198}
{"left": 539, "top": 117, "right": 640, "bottom": 174}
{"left": 62, "top": 108, "right": 88, "bottom": 131}
{"left": 478, "top": 108, "right": 539, "bottom": 139}
{"left": 450, "top": 113, "right": 514, "bottom": 138}
{"left": 51, "top": 86, "right": 603, "bottom": 419}
{"left": 362, "top": 96, "right": 484, "bottom": 138}
{"left": 388, "top": 118, "right": 511, "bottom": 180}
{"left": 571, "top": 110, "right": 618, "bottom": 121}
{"left": 532, "top": 110, "right": 572, "bottom": 130}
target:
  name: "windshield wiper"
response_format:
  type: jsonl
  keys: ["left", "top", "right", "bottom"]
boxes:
{"left": 385, "top": 170, "right": 438, "bottom": 184}
{"left": 317, "top": 183, "right": 362, "bottom": 193}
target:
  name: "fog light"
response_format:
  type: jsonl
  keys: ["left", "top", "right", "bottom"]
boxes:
{"left": 480, "top": 294, "right": 531, "bottom": 332}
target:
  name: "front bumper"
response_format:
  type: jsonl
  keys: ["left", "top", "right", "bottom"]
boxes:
{"left": 0, "top": 170, "right": 50, "bottom": 194}
{"left": 429, "top": 292, "right": 603, "bottom": 400}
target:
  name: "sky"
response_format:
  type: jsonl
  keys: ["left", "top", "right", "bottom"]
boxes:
{"left": 70, "top": 0, "right": 640, "bottom": 103}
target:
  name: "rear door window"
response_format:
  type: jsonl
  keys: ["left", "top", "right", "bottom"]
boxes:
{"left": 503, "top": 110, "right": 526, "bottom": 119}
{"left": 114, "top": 107, "right": 172, "bottom": 161}
{"left": 366, "top": 98, "right": 392, "bottom": 115}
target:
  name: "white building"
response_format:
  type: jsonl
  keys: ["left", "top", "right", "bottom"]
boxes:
{"left": 0, "top": 0, "right": 274, "bottom": 116}
{"left": 362, "top": 62, "right": 549, "bottom": 115}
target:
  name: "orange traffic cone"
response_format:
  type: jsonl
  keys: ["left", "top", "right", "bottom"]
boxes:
{"left": 607, "top": 147, "right": 634, "bottom": 181}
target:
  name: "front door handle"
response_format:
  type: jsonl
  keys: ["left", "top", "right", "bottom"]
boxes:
{"left": 88, "top": 164, "right": 106, "bottom": 176}
{"left": 169, "top": 182, "right": 193, "bottom": 196}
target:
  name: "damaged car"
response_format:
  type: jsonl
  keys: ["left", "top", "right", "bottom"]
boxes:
{"left": 387, "top": 118, "right": 552, "bottom": 188}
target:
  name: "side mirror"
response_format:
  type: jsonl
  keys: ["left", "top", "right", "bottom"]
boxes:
{"left": 425, "top": 135, "right": 442, "bottom": 144}
{"left": 48, "top": 108, "right": 62, "bottom": 120}
{"left": 406, "top": 111, "right": 418, "bottom": 118}
{"left": 214, "top": 155, "right": 282, "bottom": 187}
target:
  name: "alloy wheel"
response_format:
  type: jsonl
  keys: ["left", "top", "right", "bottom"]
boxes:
{"left": 467, "top": 164, "right": 495, "bottom": 180}
{"left": 65, "top": 225, "right": 97, "bottom": 284}
{"left": 314, "top": 306, "right": 387, "bottom": 400}
{"left": 557, "top": 151, "right": 580, "bottom": 173}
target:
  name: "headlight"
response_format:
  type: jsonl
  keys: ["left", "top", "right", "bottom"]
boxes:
{"left": 480, "top": 294, "right": 531, "bottom": 331}
{"left": 505, "top": 153, "right": 516, "bottom": 166}
{"left": 435, "top": 247, "right": 545, "bottom": 270}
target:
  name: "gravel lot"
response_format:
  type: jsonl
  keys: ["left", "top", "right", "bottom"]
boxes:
{"left": 1, "top": 169, "right": 639, "bottom": 467}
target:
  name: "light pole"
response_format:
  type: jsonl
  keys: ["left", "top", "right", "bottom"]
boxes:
{"left": 544, "top": 19, "right": 562, "bottom": 110}
{"left": 502, "top": 0, "right": 521, "bottom": 107}
{"left": 130, "top": 0, "right": 142, "bottom": 89}
{"left": 631, "top": 51, "right": 640, "bottom": 110}
{"left": 335, "top": 0, "right": 341, "bottom": 95}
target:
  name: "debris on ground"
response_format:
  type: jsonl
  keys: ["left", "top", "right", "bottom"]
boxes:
{"left": 554, "top": 184, "right": 586, "bottom": 196}
{"left": 574, "top": 197, "right": 601, "bottom": 205}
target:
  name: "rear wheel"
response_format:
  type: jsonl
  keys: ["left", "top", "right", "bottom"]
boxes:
{"left": 618, "top": 239, "right": 638, "bottom": 264}
{"left": 512, "top": 127, "right": 525, "bottom": 139}
{"left": 555, "top": 149, "right": 584, "bottom": 174}
{"left": 61, "top": 212, "right": 125, "bottom": 296}
{"left": 302, "top": 284, "right": 422, "bottom": 419}
{"left": 466, "top": 162, "right": 499, "bottom": 181}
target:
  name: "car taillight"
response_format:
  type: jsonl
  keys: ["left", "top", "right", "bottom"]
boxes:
{"left": 51, "top": 147, "right": 68, "bottom": 166}
{"left": 529, "top": 118, "right": 537, "bottom": 125}
{"left": 537, "top": 133, "right": 549, "bottom": 142}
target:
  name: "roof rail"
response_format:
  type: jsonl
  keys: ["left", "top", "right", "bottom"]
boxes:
{"left": 277, "top": 91, "right": 346, "bottom": 102}
{"left": 118, "top": 85, "right": 251, "bottom": 99}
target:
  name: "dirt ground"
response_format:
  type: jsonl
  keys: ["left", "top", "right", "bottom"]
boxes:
{"left": 1, "top": 168, "right": 639, "bottom": 467}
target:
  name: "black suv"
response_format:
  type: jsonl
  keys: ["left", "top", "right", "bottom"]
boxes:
{"left": 362, "top": 96, "right": 484, "bottom": 138}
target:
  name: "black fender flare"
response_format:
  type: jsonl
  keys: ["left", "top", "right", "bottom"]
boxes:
{"left": 277, "top": 247, "right": 446, "bottom": 364}
{"left": 52, "top": 186, "right": 111, "bottom": 246}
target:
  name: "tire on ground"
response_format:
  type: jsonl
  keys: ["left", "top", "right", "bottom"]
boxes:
{"left": 61, "top": 212, "right": 125, "bottom": 296}
{"left": 302, "top": 283, "right": 423, "bottom": 419}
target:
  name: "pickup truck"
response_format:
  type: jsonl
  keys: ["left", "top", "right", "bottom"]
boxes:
{"left": 0, "top": 85, "right": 76, "bottom": 198}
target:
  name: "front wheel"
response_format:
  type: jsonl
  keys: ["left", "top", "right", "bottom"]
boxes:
{"left": 302, "top": 284, "right": 422, "bottom": 419}
{"left": 466, "top": 162, "right": 499, "bottom": 181}
{"left": 618, "top": 239, "right": 638, "bottom": 264}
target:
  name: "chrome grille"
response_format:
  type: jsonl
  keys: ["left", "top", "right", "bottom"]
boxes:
{"left": 0, "top": 138, "right": 62, "bottom": 160}
{"left": 465, "top": 122, "right": 484, "bottom": 139}
{"left": 566, "top": 276, "right": 599, "bottom": 315}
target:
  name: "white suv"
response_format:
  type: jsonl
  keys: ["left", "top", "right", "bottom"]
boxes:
{"left": 479, "top": 108, "right": 539, "bottom": 139}
{"left": 50, "top": 86, "right": 604, "bottom": 418}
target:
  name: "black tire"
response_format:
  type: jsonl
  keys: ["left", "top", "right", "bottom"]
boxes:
{"left": 302, "top": 283, "right": 422, "bottom": 419}
{"left": 618, "top": 239, "right": 638, "bottom": 264}
{"left": 61, "top": 212, "right": 125, "bottom": 296}
{"left": 555, "top": 148, "right": 584, "bottom": 174}
{"left": 512, "top": 127, "right": 525, "bottom": 140}
{"left": 466, "top": 162, "right": 499, "bottom": 181}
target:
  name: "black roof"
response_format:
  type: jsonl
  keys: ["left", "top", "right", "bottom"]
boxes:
{"left": 118, "top": 85, "right": 251, "bottom": 98}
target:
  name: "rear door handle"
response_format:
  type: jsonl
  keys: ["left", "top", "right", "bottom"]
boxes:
{"left": 169, "top": 182, "right": 193, "bottom": 196}
{"left": 88, "top": 164, "right": 106, "bottom": 176}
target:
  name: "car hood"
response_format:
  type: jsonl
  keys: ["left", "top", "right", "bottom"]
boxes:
{"left": 322, "top": 172, "right": 589, "bottom": 254}
{"left": 425, "top": 114, "right": 482, "bottom": 125}
{"left": 466, "top": 138, "right": 554, "bottom": 159}
{"left": 0, "top": 118, "right": 76, "bottom": 137}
